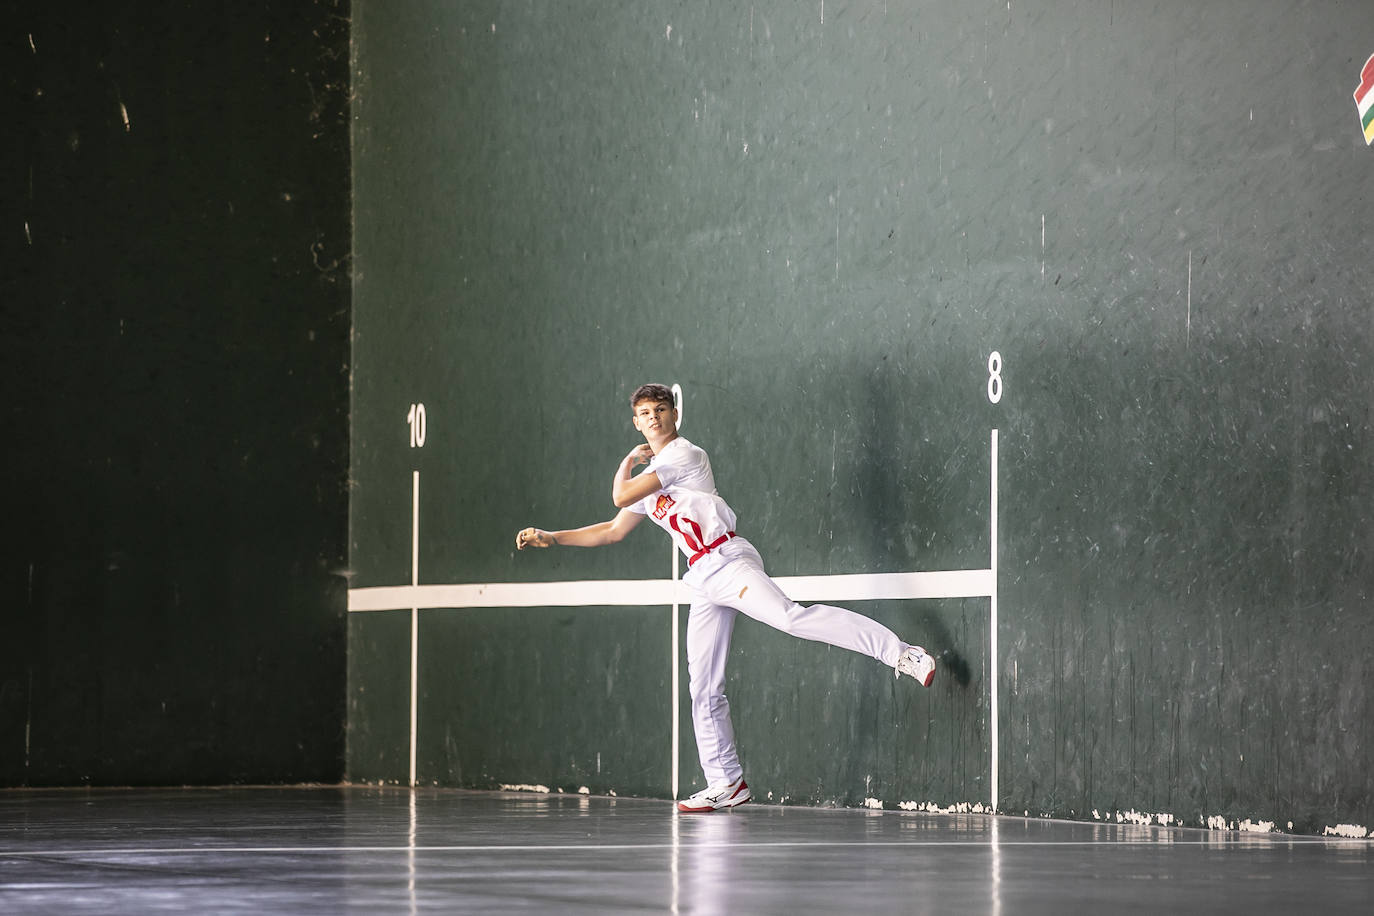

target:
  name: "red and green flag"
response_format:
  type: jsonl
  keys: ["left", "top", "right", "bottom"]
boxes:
{"left": 1356, "top": 53, "right": 1374, "bottom": 145}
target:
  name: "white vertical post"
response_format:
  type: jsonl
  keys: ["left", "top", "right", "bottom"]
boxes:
{"left": 671, "top": 382, "right": 683, "bottom": 800}
{"left": 989, "top": 430, "right": 999, "bottom": 813}
{"left": 410, "top": 471, "right": 420, "bottom": 789}
{"left": 672, "top": 544, "right": 681, "bottom": 800}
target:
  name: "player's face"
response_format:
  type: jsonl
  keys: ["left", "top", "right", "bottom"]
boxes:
{"left": 632, "top": 399, "right": 677, "bottom": 440}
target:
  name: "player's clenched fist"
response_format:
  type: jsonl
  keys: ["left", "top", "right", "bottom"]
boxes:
{"left": 515, "top": 527, "right": 554, "bottom": 550}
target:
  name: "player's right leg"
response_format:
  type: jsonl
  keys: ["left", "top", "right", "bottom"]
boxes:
{"left": 718, "top": 555, "right": 904, "bottom": 664}
{"left": 702, "top": 541, "right": 935, "bottom": 685}
{"left": 679, "top": 598, "right": 751, "bottom": 812}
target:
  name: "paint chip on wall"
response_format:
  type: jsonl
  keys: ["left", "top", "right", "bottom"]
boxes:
{"left": 1323, "top": 824, "right": 1370, "bottom": 838}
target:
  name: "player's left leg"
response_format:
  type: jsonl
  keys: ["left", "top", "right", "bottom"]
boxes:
{"left": 679, "top": 597, "right": 751, "bottom": 812}
{"left": 682, "top": 598, "right": 749, "bottom": 794}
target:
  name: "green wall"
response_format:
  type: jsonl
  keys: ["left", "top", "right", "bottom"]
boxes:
{"left": 2, "top": 1, "right": 351, "bottom": 785}
{"left": 349, "top": 1, "right": 1374, "bottom": 834}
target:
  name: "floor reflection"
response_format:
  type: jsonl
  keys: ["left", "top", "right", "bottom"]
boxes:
{"left": 1, "top": 787, "right": 1369, "bottom": 914}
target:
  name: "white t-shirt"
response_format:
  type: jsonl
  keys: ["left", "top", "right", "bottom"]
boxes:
{"left": 628, "top": 437, "right": 738, "bottom": 564}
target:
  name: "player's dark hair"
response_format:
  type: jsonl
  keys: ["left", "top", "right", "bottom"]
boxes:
{"left": 630, "top": 383, "right": 675, "bottom": 409}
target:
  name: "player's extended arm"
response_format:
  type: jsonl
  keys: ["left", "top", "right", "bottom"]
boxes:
{"left": 515, "top": 508, "right": 644, "bottom": 550}
{"left": 612, "top": 444, "right": 663, "bottom": 509}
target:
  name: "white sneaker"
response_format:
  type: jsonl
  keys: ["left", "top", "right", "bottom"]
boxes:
{"left": 678, "top": 777, "right": 751, "bottom": 813}
{"left": 896, "top": 646, "right": 936, "bottom": 687}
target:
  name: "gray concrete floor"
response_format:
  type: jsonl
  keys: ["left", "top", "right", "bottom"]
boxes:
{"left": 1, "top": 787, "right": 1371, "bottom": 913}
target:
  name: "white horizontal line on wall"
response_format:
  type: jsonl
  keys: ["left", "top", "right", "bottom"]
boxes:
{"left": 347, "top": 568, "right": 994, "bottom": 612}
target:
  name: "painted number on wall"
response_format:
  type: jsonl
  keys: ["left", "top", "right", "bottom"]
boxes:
{"left": 671, "top": 383, "right": 684, "bottom": 430}
{"left": 407, "top": 403, "right": 427, "bottom": 448}
{"left": 987, "top": 352, "right": 1003, "bottom": 404}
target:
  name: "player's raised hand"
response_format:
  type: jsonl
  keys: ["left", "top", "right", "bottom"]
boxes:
{"left": 627, "top": 443, "right": 654, "bottom": 468}
{"left": 515, "top": 527, "right": 554, "bottom": 550}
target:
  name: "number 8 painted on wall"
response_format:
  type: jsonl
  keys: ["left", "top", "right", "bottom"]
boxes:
{"left": 987, "top": 352, "right": 1003, "bottom": 404}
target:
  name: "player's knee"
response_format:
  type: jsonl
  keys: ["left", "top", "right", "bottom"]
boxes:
{"left": 772, "top": 602, "right": 806, "bottom": 636}
{"left": 688, "top": 673, "right": 727, "bottom": 703}
{"left": 695, "top": 692, "right": 730, "bottom": 717}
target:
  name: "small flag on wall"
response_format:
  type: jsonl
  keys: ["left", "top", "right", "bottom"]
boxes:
{"left": 1356, "top": 53, "right": 1374, "bottom": 145}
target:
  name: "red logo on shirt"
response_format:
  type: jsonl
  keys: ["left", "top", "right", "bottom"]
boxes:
{"left": 653, "top": 493, "right": 676, "bottom": 519}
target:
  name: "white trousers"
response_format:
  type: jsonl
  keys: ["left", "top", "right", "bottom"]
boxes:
{"left": 682, "top": 537, "right": 907, "bottom": 786}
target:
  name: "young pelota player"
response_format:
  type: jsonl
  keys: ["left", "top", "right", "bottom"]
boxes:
{"left": 515, "top": 383, "right": 936, "bottom": 812}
